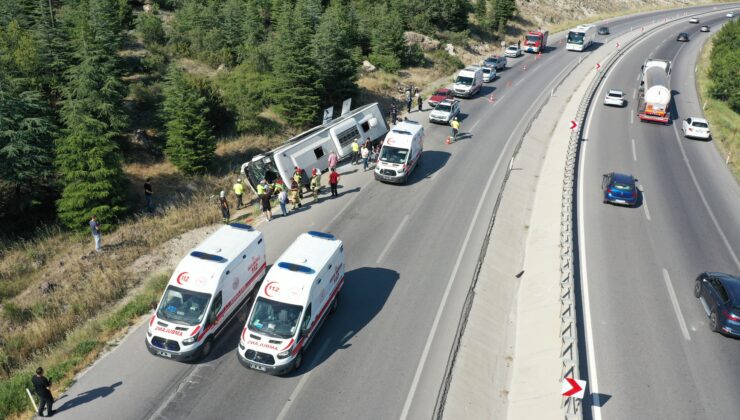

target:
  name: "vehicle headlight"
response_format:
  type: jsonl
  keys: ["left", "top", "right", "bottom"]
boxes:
{"left": 182, "top": 336, "right": 196, "bottom": 345}
{"left": 147, "top": 329, "right": 153, "bottom": 337}
{"left": 277, "top": 346, "right": 294, "bottom": 359}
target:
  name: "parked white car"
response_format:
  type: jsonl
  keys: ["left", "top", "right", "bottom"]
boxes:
{"left": 481, "top": 66, "right": 497, "bottom": 82}
{"left": 682, "top": 117, "right": 711, "bottom": 140}
{"left": 603, "top": 89, "right": 626, "bottom": 107}
{"left": 505, "top": 45, "right": 522, "bottom": 58}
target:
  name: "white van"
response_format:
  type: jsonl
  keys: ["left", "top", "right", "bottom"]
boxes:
{"left": 374, "top": 120, "right": 424, "bottom": 184}
{"left": 146, "top": 223, "right": 266, "bottom": 361}
{"left": 238, "top": 231, "right": 344, "bottom": 375}
{"left": 453, "top": 66, "right": 483, "bottom": 98}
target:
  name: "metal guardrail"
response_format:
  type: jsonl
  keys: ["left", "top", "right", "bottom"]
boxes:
{"left": 559, "top": 6, "right": 732, "bottom": 418}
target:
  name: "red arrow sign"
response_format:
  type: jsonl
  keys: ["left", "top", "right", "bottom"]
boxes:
{"left": 562, "top": 377, "right": 584, "bottom": 397}
{"left": 570, "top": 120, "right": 577, "bottom": 129}
{"left": 596, "top": 63, "right": 601, "bottom": 70}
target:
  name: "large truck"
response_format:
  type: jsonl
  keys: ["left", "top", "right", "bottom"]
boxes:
{"left": 637, "top": 59, "right": 672, "bottom": 123}
{"left": 524, "top": 30, "right": 548, "bottom": 53}
{"left": 566, "top": 25, "right": 596, "bottom": 51}
{"left": 240, "top": 103, "right": 388, "bottom": 194}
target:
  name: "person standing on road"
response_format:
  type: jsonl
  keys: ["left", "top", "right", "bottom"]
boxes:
{"left": 233, "top": 179, "right": 244, "bottom": 210}
{"left": 289, "top": 180, "right": 301, "bottom": 209}
{"left": 351, "top": 140, "right": 360, "bottom": 165}
{"left": 328, "top": 150, "right": 338, "bottom": 171}
{"left": 89, "top": 215, "right": 101, "bottom": 252}
{"left": 292, "top": 167, "right": 304, "bottom": 198}
{"left": 310, "top": 168, "right": 322, "bottom": 203}
{"left": 144, "top": 178, "right": 154, "bottom": 213}
{"left": 260, "top": 189, "right": 272, "bottom": 222}
{"left": 32, "top": 367, "right": 54, "bottom": 417}
{"left": 450, "top": 117, "right": 460, "bottom": 142}
{"left": 405, "top": 89, "right": 412, "bottom": 113}
{"left": 219, "top": 191, "right": 230, "bottom": 223}
{"left": 361, "top": 142, "right": 370, "bottom": 171}
{"left": 329, "top": 167, "right": 340, "bottom": 197}
{"left": 277, "top": 187, "right": 288, "bottom": 217}
{"left": 390, "top": 104, "right": 398, "bottom": 125}
{"left": 417, "top": 93, "right": 423, "bottom": 112}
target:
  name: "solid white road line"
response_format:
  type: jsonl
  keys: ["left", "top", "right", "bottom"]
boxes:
{"left": 577, "top": 126, "right": 602, "bottom": 420}
{"left": 672, "top": 124, "right": 740, "bottom": 269}
{"left": 376, "top": 214, "right": 409, "bottom": 263}
{"left": 662, "top": 269, "right": 692, "bottom": 341}
{"left": 631, "top": 139, "right": 637, "bottom": 161}
{"left": 641, "top": 190, "right": 651, "bottom": 221}
{"left": 275, "top": 339, "right": 333, "bottom": 420}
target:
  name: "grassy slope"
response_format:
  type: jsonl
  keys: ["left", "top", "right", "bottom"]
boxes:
{"left": 695, "top": 37, "right": 740, "bottom": 181}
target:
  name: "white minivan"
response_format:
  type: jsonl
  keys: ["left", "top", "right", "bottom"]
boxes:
{"left": 374, "top": 120, "right": 424, "bottom": 184}
{"left": 453, "top": 66, "right": 483, "bottom": 98}
{"left": 238, "top": 231, "right": 344, "bottom": 375}
{"left": 146, "top": 223, "right": 266, "bottom": 361}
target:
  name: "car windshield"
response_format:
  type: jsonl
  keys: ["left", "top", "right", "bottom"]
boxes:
{"left": 482, "top": 67, "right": 491, "bottom": 74}
{"left": 484, "top": 58, "right": 496, "bottom": 65}
{"left": 507, "top": 46, "right": 517, "bottom": 51}
{"left": 455, "top": 76, "right": 473, "bottom": 86}
{"left": 157, "top": 285, "right": 211, "bottom": 326}
{"left": 379, "top": 146, "right": 409, "bottom": 164}
{"left": 248, "top": 297, "right": 303, "bottom": 339}
{"left": 433, "top": 90, "right": 447, "bottom": 97}
{"left": 692, "top": 122, "right": 708, "bottom": 128}
{"left": 608, "top": 92, "right": 622, "bottom": 98}
{"left": 526, "top": 35, "right": 540, "bottom": 44}
{"left": 435, "top": 103, "right": 452, "bottom": 112}
{"left": 613, "top": 182, "right": 633, "bottom": 191}
{"left": 567, "top": 32, "right": 585, "bottom": 44}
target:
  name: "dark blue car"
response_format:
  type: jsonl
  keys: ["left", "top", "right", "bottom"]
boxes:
{"left": 694, "top": 272, "right": 740, "bottom": 337}
{"left": 602, "top": 172, "right": 638, "bottom": 206}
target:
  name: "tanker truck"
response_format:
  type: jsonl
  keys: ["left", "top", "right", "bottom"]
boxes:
{"left": 637, "top": 59, "right": 672, "bottom": 124}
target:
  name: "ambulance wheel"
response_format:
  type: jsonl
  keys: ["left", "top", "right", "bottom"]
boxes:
{"left": 330, "top": 294, "right": 339, "bottom": 314}
{"left": 293, "top": 351, "right": 303, "bottom": 371}
{"left": 200, "top": 338, "right": 213, "bottom": 359}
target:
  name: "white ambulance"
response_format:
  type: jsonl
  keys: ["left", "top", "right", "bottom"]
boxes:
{"left": 146, "top": 223, "right": 266, "bottom": 362}
{"left": 237, "top": 231, "right": 344, "bottom": 374}
{"left": 374, "top": 120, "right": 424, "bottom": 184}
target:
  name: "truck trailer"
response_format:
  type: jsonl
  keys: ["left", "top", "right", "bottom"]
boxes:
{"left": 637, "top": 59, "right": 672, "bottom": 123}
{"left": 241, "top": 103, "right": 388, "bottom": 194}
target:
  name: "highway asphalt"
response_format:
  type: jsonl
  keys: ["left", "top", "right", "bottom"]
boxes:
{"left": 578, "top": 8, "right": 740, "bottom": 420}
{"left": 50, "top": 4, "right": 736, "bottom": 420}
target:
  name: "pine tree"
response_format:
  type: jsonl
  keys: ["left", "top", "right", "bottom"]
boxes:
{"left": 269, "top": 1, "right": 322, "bottom": 127}
{"left": 312, "top": 0, "right": 359, "bottom": 107}
{"left": 369, "top": 3, "right": 405, "bottom": 72}
{"left": 161, "top": 67, "right": 216, "bottom": 174}
{"left": 55, "top": 0, "right": 130, "bottom": 229}
{"left": 475, "top": 0, "right": 487, "bottom": 26}
{"left": 0, "top": 76, "right": 56, "bottom": 214}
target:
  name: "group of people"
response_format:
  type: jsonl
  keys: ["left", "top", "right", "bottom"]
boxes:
{"left": 351, "top": 137, "right": 380, "bottom": 171}
{"left": 219, "top": 150, "right": 347, "bottom": 223}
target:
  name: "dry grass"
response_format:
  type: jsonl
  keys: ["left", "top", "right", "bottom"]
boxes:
{"left": 696, "top": 38, "right": 740, "bottom": 181}
{"left": 0, "top": 196, "right": 221, "bottom": 378}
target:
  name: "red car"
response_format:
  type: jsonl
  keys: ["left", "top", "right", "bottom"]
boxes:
{"left": 428, "top": 88, "right": 454, "bottom": 108}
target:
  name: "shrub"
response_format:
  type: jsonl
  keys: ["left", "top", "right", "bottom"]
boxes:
{"left": 369, "top": 52, "right": 401, "bottom": 73}
{"left": 135, "top": 11, "right": 166, "bottom": 46}
{"left": 430, "top": 50, "right": 465, "bottom": 73}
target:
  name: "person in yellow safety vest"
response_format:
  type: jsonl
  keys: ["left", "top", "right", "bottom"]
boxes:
{"left": 233, "top": 179, "right": 245, "bottom": 209}
{"left": 310, "top": 168, "right": 321, "bottom": 203}
{"left": 450, "top": 117, "right": 460, "bottom": 141}
{"left": 351, "top": 140, "right": 360, "bottom": 165}
{"left": 256, "top": 179, "right": 266, "bottom": 196}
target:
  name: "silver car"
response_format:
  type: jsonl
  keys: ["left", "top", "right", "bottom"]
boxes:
{"left": 429, "top": 99, "right": 461, "bottom": 124}
{"left": 603, "top": 89, "right": 626, "bottom": 107}
{"left": 505, "top": 45, "right": 522, "bottom": 58}
{"left": 481, "top": 66, "right": 497, "bottom": 82}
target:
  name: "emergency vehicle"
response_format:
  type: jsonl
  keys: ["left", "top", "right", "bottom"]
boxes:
{"left": 146, "top": 223, "right": 266, "bottom": 361}
{"left": 374, "top": 120, "right": 424, "bottom": 184}
{"left": 524, "top": 30, "right": 548, "bottom": 53}
{"left": 238, "top": 231, "right": 344, "bottom": 375}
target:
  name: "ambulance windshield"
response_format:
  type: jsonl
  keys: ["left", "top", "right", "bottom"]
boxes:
{"left": 157, "top": 286, "right": 211, "bottom": 326}
{"left": 248, "top": 297, "right": 303, "bottom": 339}
{"left": 379, "top": 146, "right": 408, "bottom": 164}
